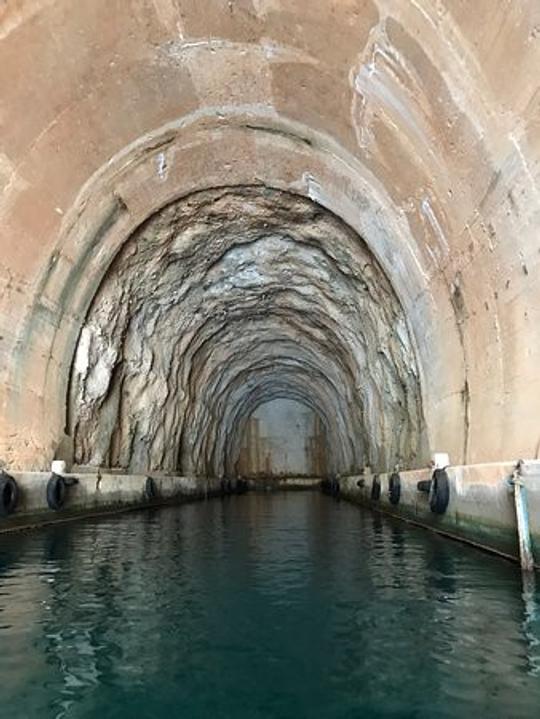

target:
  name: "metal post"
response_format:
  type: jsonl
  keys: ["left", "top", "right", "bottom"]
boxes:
{"left": 511, "top": 461, "right": 535, "bottom": 572}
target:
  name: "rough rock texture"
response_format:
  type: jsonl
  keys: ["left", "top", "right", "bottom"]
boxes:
{"left": 69, "top": 188, "right": 423, "bottom": 475}
{"left": 0, "top": 1, "right": 539, "bottom": 472}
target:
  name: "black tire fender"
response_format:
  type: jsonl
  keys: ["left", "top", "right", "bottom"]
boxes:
{"left": 144, "top": 476, "right": 158, "bottom": 500}
{"left": 46, "top": 473, "right": 66, "bottom": 511}
{"left": 0, "top": 471, "right": 19, "bottom": 516}
{"left": 430, "top": 469, "right": 450, "bottom": 514}
{"left": 371, "top": 475, "right": 381, "bottom": 501}
{"left": 321, "top": 479, "right": 334, "bottom": 495}
{"left": 388, "top": 472, "right": 401, "bottom": 505}
{"left": 235, "top": 479, "right": 249, "bottom": 494}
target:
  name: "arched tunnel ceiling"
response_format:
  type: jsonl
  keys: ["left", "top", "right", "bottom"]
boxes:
{"left": 0, "top": 1, "right": 539, "bottom": 472}
{"left": 68, "top": 187, "right": 424, "bottom": 475}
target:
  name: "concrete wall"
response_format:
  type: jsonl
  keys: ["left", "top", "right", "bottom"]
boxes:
{"left": 2, "top": 462, "right": 539, "bottom": 571}
{"left": 0, "top": 472, "right": 222, "bottom": 532}
{"left": 247, "top": 477, "right": 322, "bottom": 491}
{"left": 339, "top": 460, "right": 540, "bottom": 566}
{"left": 236, "top": 399, "right": 327, "bottom": 477}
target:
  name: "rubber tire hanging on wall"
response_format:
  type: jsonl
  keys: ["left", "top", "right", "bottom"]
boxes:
{"left": 320, "top": 478, "right": 340, "bottom": 496}
{"left": 388, "top": 472, "right": 401, "bottom": 505}
{"left": 144, "top": 476, "right": 158, "bottom": 501}
{"left": 235, "top": 479, "right": 249, "bottom": 494}
{"left": 429, "top": 469, "right": 450, "bottom": 514}
{"left": 46, "top": 473, "right": 66, "bottom": 511}
{"left": 0, "top": 471, "right": 19, "bottom": 516}
{"left": 371, "top": 475, "right": 381, "bottom": 501}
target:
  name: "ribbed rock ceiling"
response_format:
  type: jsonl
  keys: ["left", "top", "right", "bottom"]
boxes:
{"left": 69, "top": 188, "right": 424, "bottom": 475}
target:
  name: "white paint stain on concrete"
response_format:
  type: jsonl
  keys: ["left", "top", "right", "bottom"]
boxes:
{"left": 156, "top": 152, "right": 168, "bottom": 181}
{"left": 421, "top": 196, "right": 450, "bottom": 255}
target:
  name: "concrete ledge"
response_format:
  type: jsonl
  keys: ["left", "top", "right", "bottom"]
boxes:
{"left": 246, "top": 476, "right": 322, "bottom": 491}
{"left": 3, "top": 464, "right": 539, "bottom": 571}
{"left": 0, "top": 472, "right": 223, "bottom": 533}
{"left": 340, "top": 461, "right": 540, "bottom": 566}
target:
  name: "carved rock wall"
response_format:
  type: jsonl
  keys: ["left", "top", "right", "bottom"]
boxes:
{"left": 69, "top": 188, "right": 423, "bottom": 475}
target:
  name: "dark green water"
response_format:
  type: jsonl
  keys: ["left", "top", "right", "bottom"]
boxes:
{"left": 0, "top": 493, "right": 539, "bottom": 719}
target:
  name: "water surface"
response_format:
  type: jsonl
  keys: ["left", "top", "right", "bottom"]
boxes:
{"left": 0, "top": 492, "right": 539, "bottom": 718}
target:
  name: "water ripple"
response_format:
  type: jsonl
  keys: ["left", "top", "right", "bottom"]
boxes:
{"left": 0, "top": 493, "right": 538, "bottom": 719}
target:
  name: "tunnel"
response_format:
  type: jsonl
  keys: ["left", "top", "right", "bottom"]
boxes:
{"left": 0, "top": 0, "right": 539, "bottom": 482}
{"left": 2, "top": 5, "right": 540, "bottom": 716}
{"left": 66, "top": 186, "right": 424, "bottom": 477}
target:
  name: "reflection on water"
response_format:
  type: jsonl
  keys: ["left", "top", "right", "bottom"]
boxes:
{"left": 0, "top": 493, "right": 539, "bottom": 719}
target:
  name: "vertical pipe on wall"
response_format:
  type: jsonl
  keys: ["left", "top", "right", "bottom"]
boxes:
{"left": 511, "top": 461, "right": 535, "bottom": 572}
